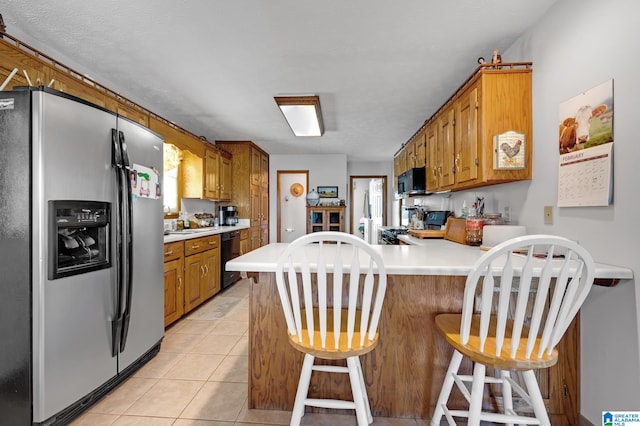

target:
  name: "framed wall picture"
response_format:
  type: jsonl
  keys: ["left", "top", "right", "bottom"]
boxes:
{"left": 317, "top": 186, "right": 338, "bottom": 198}
{"left": 494, "top": 130, "right": 526, "bottom": 169}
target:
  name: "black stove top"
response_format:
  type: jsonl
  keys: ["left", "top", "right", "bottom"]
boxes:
{"left": 379, "top": 227, "right": 407, "bottom": 244}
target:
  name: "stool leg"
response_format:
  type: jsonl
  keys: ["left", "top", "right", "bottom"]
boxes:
{"left": 355, "top": 356, "right": 373, "bottom": 423}
{"left": 291, "top": 354, "right": 314, "bottom": 426}
{"left": 500, "top": 369, "right": 514, "bottom": 426}
{"left": 467, "top": 361, "right": 486, "bottom": 426}
{"left": 523, "top": 370, "right": 550, "bottom": 426}
{"left": 431, "top": 350, "right": 463, "bottom": 426}
{"left": 347, "top": 356, "right": 370, "bottom": 426}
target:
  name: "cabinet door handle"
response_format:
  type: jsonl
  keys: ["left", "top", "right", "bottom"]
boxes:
{"left": 178, "top": 276, "right": 182, "bottom": 290}
{"left": 204, "top": 264, "right": 209, "bottom": 275}
{"left": 200, "top": 265, "right": 205, "bottom": 278}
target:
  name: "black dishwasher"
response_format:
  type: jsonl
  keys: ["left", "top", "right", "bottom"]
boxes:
{"left": 221, "top": 230, "right": 241, "bottom": 289}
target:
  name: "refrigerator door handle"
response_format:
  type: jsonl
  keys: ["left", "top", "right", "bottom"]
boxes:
{"left": 110, "top": 128, "right": 124, "bottom": 357}
{"left": 118, "top": 130, "right": 134, "bottom": 352}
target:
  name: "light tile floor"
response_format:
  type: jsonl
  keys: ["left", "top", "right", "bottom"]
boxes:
{"left": 71, "top": 279, "right": 427, "bottom": 426}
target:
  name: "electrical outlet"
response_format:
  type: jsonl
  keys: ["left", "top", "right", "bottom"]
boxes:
{"left": 544, "top": 205, "right": 553, "bottom": 225}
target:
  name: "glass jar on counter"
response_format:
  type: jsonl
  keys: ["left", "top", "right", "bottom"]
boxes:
{"left": 483, "top": 213, "right": 505, "bottom": 226}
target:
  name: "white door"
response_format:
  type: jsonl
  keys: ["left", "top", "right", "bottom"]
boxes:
{"left": 278, "top": 172, "right": 308, "bottom": 243}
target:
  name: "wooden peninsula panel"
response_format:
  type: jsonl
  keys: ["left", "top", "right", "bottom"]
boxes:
{"left": 248, "top": 271, "right": 579, "bottom": 422}
{"left": 249, "top": 272, "right": 470, "bottom": 418}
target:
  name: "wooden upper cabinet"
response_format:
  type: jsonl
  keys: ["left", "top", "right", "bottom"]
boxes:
{"left": 219, "top": 153, "right": 232, "bottom": 201}
{"left": 250, "top": 148, "right": 261, "bottom": 187}
{"left": 425, "top": 123, "right": 439, "bottom": 192}
{"left": 437, "top": 107, "right": 456, "bottom": 189}
{"left": 408, "top": 63, "right": 532, "bottom": 193}
{"left": 396, "top": 148, "right": 407, "bottom": 177}
{"left": 152, "top": 118, "right": 230, "bottom": 202}
{"left": 393, "top": 155, "right": 401, "bottom": 191}
{"left": 477, "top": 68, "right": 532, "bottom": 184}
{"left": 395, "top": 128, "right": 426, "bottom": 180}
{"left": 181, "top": 146, "right": 230, "bottom": 201}
{"left": 216, "top": 141, "right": 269, "bottom": 251}
{"left": 249, "top": 147, "right": 268, "bottom": 189}
{"left": 455, "top": 86, "right": 479, "bottom": 185}
{"left": 414, "top": 130, "right": 426, "bottom": 169}
{"left": 260, "top": 152, "right": 269, "bottom": 189}
{"left": 181, "top": 149, "right": 205, "bottom": 199}
{"left": 405, "top": 138, "right": 416, "bottom": 169}
{"left": 203, "top": 149, "right": 219, "bottom": 200}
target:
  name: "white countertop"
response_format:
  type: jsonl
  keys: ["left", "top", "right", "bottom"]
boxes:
{"left": 163, "top": 223, "right": 249, "bottom": 243}
{"left": 226, "top": 239, "right": 633, "bottom": 280}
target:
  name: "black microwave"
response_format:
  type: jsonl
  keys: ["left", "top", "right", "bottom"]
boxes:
{"left": 397, "top": 167, "right": 426, "bottom": 196}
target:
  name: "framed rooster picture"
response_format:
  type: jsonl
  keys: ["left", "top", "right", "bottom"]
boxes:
{"left": 494, "top": 130, "right": 526, "bottom": 169}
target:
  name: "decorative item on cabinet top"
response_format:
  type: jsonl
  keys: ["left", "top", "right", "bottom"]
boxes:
{"left": 306, "top": 188, "right": 320, "bottom": 206}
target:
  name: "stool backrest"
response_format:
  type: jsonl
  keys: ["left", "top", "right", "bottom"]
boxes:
{"left": 461, "top": 234, "right": 595, "bottom": 359}
{"left": 275, "top": 231, "right": 387, "bottom": 351}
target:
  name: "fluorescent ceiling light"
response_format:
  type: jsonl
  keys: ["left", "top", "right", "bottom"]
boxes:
{"left": 274, "top": 95, "right": 324, "bottom": 137}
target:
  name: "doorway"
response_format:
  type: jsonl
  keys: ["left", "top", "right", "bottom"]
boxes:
{"left": 277, "top": 171, "right": 309, "bottom": 243}
{"left": 349, "top": 176, "right": 387, "bottom": 243}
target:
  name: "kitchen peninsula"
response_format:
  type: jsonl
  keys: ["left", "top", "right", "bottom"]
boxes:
{"left": 226, "top": 240, "right": 632, "bottom": 422}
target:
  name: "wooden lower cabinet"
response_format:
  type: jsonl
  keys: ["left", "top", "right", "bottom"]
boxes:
{"left": 306, "top": 206, "right": 346, "bottom": 233}
{"left": 239, "top": 228, "right": 249, "bottom": 255}
{"left": 163, "top": 241, "right": 184, "bottom": 327}
{"left": 164, "top": 235, "right": 221, "bottom": 326}
{"left": 184, "top": 234, "right": 221, "bottom": 314}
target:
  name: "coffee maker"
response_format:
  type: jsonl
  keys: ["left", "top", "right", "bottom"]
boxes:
{"left": 219, "top": 205, "right": 238, "bottom": 226}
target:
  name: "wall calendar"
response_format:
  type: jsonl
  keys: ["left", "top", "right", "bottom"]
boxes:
{"left": 557, "top": 79, "right": 614, "bottom": 207}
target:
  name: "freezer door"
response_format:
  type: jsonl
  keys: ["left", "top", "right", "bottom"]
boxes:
{"left": 31, "top": 91, "right": 119, "bottom": 422}
{"left": 115, "top": 117, "right": 165, "bottom": 371}
{"left": 0, "top": 90, "right": 32, "bottom": 424}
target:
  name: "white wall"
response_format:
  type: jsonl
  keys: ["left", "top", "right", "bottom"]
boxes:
{"left": 269, "top": 154, "right": 347, "bottom": 241}
{"left": 444, "top": 0, "right": 639, "bottom": 421}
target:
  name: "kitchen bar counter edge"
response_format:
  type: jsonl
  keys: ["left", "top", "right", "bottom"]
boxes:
{"left": 226, "top": 239, "right": 633, "bottom": 280}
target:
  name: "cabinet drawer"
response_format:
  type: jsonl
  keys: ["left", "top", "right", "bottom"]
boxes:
{"left": 164, "top": 241, "right": 184, "bottom": 262}
{"left": 184, "top": 235, "right": 220, "bottom": 256}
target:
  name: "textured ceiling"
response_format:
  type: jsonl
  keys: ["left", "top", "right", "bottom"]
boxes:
{"left": 1, "top": 0, "right": 557, "bottom": 161}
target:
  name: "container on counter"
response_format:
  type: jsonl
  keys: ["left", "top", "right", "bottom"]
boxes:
{"left": 483, "top": 213, "right": 505, "bottom": 226}
{"left": 465, "top": 209, "right": 484, "bottom": 246}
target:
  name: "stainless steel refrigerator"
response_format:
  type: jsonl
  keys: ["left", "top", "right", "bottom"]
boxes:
{"left": 0, "top": 87, "right": 164, "bottom": 425}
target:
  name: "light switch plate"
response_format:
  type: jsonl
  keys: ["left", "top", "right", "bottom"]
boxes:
{"left": 543, "top": 205, "right": 553, "bottom": 225}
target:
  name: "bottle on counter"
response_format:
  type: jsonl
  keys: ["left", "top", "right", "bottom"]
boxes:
{"left": 179, "top": 211, "right": 190, "bottom": 229}
{"left": 461, "top": 200, "right": 469, "bottom": 218}
{"left": 465, "top": 206, "right": 484, "bottom": 246}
